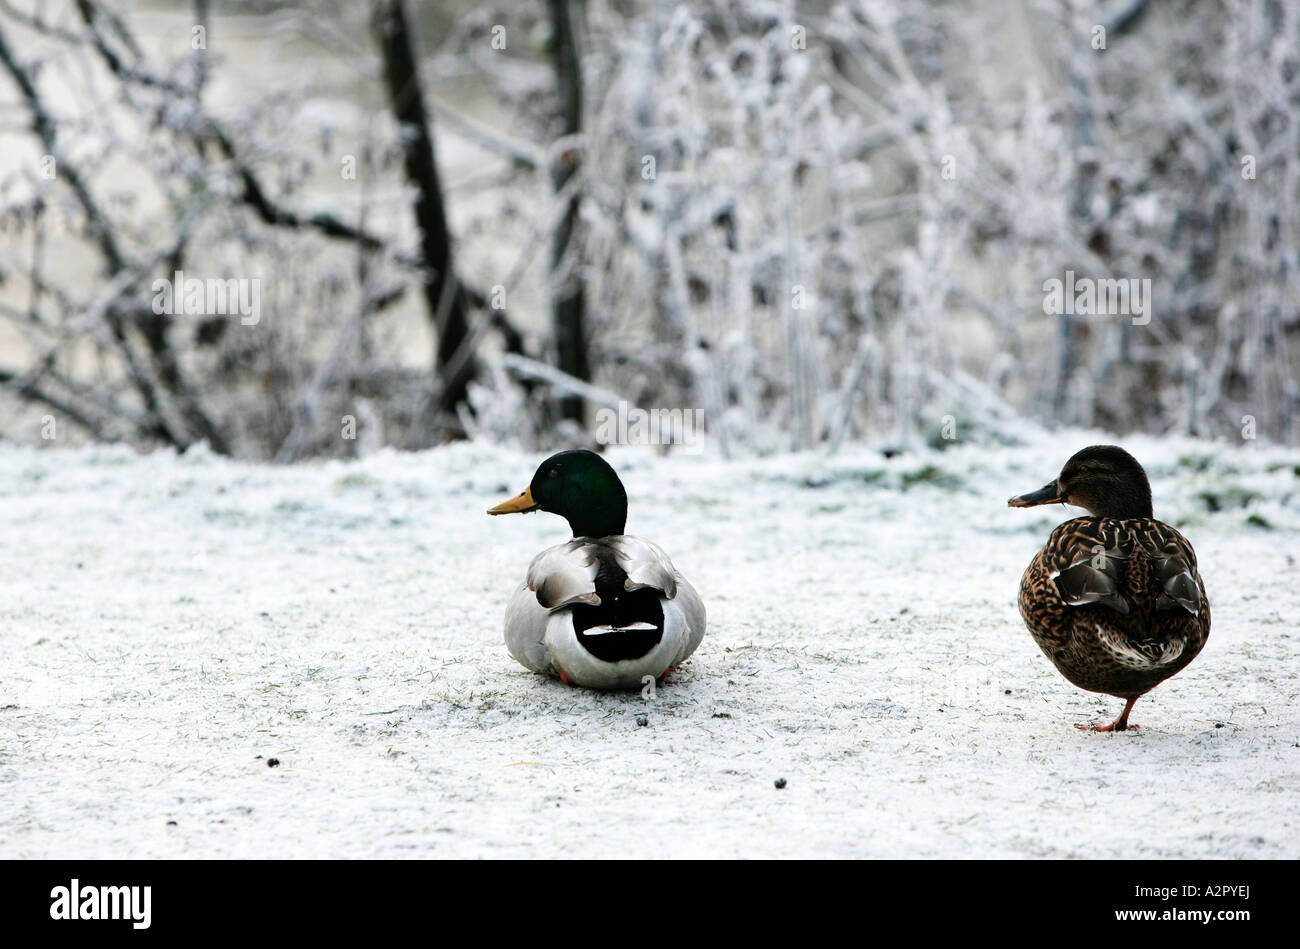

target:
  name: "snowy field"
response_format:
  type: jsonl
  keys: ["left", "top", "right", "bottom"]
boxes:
{"left": 1, "top": 433, "right": 1297, "bottom": 859}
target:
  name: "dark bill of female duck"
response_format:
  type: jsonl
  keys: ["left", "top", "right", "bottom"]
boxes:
{"left": 1007, "top": 481, "right": 1066, "bottom": 508}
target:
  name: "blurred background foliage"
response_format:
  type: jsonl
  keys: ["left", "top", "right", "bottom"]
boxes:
{"left": 0, "top": 0, "right": 1296, "bottom": 459}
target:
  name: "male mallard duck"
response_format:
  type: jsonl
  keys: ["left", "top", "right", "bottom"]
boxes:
{"left": 1008, "top": 445, "right": 1210, "bottom": 731}
{"left": 487, "top": 449, "right": 706, "bottom": 690}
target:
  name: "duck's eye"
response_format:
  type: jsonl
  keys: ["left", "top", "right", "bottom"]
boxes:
{"left": 1077, "top": 465, "right": 1091, "bottom": 475}
{"left": 547, "top": 468, "right": 560, "bottom": 479}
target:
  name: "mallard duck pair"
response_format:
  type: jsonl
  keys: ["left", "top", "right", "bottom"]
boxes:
{"left": 490, "top": 445, "right": 1209, "bottom": 732}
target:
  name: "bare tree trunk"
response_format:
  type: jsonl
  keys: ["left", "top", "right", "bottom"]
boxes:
{"left": 548, "top": 0, "right": 589, "bottom": 423}
{"left": 372, "top": 0, "right": 474, "bottom": 433}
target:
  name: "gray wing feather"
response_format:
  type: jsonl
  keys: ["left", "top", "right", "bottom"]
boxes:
{"left": 611, "top": 536, "right": 679, "bottom": 598}
{"left": 666, "top": 574, "right": 707, "bottom": 665}
{"left": 524, "top": 542, "right": 601, "bottom": 610}
{"left": 1051, "top": 544, "right": 1131, "bottom": 614}
{"left": 503, "top": 585, "right": 555, "bottom": 673}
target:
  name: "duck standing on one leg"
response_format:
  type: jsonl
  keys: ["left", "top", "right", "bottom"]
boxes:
{"left": 487, "top": 449, "right": 706, "bottom": 690}
{"left": 1008, "top": 445, "right": 1210, "bottom": 731}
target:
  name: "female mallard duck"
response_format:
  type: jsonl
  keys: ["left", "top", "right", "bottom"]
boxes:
{"left": 1008, "top": 445, "right": 1210, "bottom": 731}
{"left": 487, "top": 449, "right": 706, "bottom": 690}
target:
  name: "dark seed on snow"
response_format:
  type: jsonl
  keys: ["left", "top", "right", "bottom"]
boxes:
{"left": 266, "top": 757, "right": 280, "bottom": 767}
{"left": 166, "top": 820, "right": 177, "bottom": 827}
{"left": 1215, "top": 722, "right": 1225, "bottom": 728}
{"left": 774, "top": 778, "right": 787, "bottom": 789}
{"left": 636, "top": 715, "right": 648, "bottom": 727}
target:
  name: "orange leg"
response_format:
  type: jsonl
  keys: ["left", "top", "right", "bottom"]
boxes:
{"left": 1075, "top": 696, "right": 1140, "bottom": 732}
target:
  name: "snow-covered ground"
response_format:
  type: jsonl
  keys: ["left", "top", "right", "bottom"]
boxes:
{"left": 1, "top": 433, "right": 1297, "bottom": 859}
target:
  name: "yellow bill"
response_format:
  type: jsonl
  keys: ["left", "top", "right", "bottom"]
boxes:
{"left": 487, "top": 485, "right": 540, "bottom": 515}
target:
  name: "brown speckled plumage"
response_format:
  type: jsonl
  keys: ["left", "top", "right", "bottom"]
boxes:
{"left": 1018, "top": 517, "right": 1210, "bottom": 699}
{"left": 1009, "top": 446, "right": 1211, "bottom": 730}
